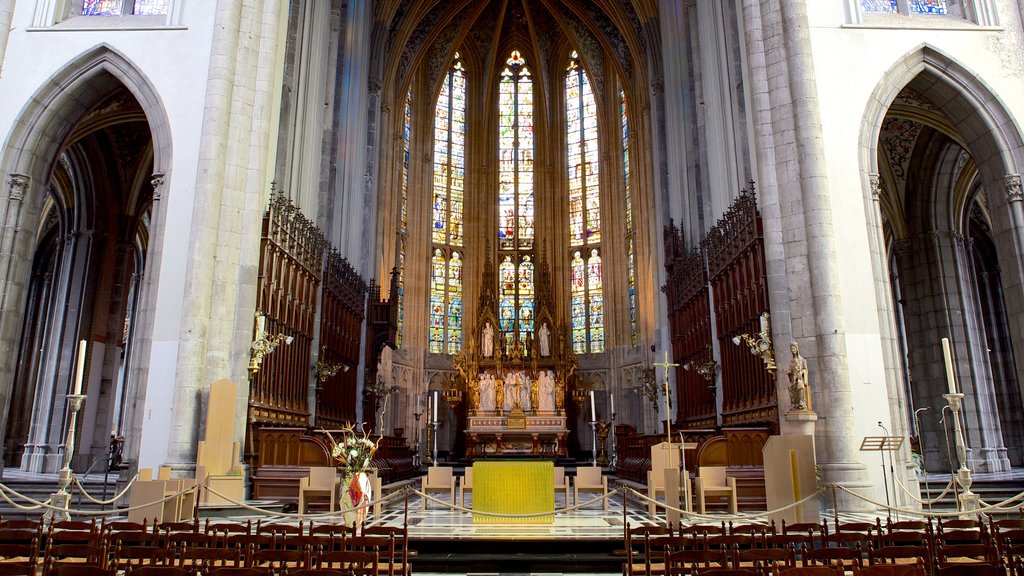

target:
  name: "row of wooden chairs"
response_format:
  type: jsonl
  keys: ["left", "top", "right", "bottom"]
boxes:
{"left": 0, "top": 517, "right": 409, "bottom": 576}
{"left": 623, "top": 515, "right": 1024, "bottom": 576}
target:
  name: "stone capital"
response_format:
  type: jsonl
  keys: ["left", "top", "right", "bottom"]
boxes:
{"left": 868, "top": 174, "right": 881, "bottom": 201}
{"left": 8, "top": 173, "right": 29, "bottom": 201}
{"left": 1006, "top": 174, "right": 1022, "bottom": 203}
{"left": 151, "top": 173, "right": 165, "bottom": 201}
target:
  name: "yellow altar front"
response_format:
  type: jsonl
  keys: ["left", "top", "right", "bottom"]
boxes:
{"left": 472, "top": 460, "right": 554, "bottom": 524}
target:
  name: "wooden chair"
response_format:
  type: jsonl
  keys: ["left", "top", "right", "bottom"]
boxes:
{"left": 420, "top": 466, "right": 455, "bottom": 510}
{"left": 852, "top": 565, "right": 926, "bottom": 575}
{"left": 457, "top": 468, "right": 473, "bottom": 508}
{"left": 935, "top": 564, "right": 1005, "bottom": 576}
{"left": 554, "top": 466, "right": 570, "bottom": 507}
{"left": 773, "top": 567, "right": 845, "bottom": 576}
{"left": 125, "top": 566, "right": 190, "bottom": 576}
{"left": 574, "top": 465, "right": 609, "bottom": 510}
{"left": 298, "top": 468, "right": 340, "bottom": 514}
{"left": 695, "top": 467, "right": 737, "bottom": 514}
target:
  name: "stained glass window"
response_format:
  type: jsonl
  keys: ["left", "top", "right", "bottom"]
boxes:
{"left": 83, "top": 0, "right": 168, "bottom": 15}
{"left": 496, "top": 50, "right": 535, "bottom": 345}
{"left": 569, "top": 249, "right": 605, "bottom": 354}
{"left": 861, "top": 0, "right": 947, "bottom": 13}
{"left": 860, "top": 0, "right": 898, "bottom": 12}
{"left": 622, "top": 88, "right": 638, "bottom": 347}
{"left": 427, "top": 56, "right": 465, "bottom": 355}
{"left": 499, "top": 50, "right": 534, "bottom": 251}
{"left": 433, "top": 55, "right": 465, "bottom": 247}
{"left": 396, "top": 90, "right": 411, "bottom": 348}
{"left": 566, "top": 52, "right": 600, "bottom": 247}
{"left": 909, "top": 0, "right": 947, "bottom": 13}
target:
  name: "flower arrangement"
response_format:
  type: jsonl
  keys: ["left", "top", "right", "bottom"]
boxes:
{"left": 325, "top": 422, "right": 379, "bottom": 478}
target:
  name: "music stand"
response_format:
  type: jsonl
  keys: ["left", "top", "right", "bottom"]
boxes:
{"left": 861, "top": 435, "right": 904, "bottom": 519}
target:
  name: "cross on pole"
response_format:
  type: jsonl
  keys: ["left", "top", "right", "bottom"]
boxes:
{"left": 654, "top": 351, "right": 680, "bottom": 443}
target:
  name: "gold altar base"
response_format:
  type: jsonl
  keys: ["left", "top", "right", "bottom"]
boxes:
{"left": 466, "top": 413, "right": 568, "bottom": 458}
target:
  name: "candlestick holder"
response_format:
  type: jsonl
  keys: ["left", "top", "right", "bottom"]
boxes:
{"left": 430, "top": 421, "right": 440, "bottom": 466}
{"left": 413, "top": 412, "right": 422, "bottom": 468}
{"left": 590, "top": 421, "right": 598, "bottom": 465}
{"left": 44, "top": 393, "right": 87, "bottom": 522}
{"left": 596, "top": 421, "right": 611, "bottom": 466}
{"left": 943, "top": 392, "right": 979, "bottom": 514}
{"left": 609, "top": 411, "right": 618, "bottom": 469}
{"left": 424, "top": 417, "right": 434, "bottom": 466}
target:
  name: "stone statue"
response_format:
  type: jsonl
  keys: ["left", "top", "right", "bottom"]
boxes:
{"left": 482, "top": 322, "right": 494, "bottom": 357}
{"left": 785, "top": 341, "right": 809, "bottom": 411}
{"left": 539, "top": 370, "right": 555, "bottom": 412}
{"left": 479, "top": 374, "right": 495, "bottom": 412}
{"left": 539, "top": 322, "right": 551, "bottom": 357}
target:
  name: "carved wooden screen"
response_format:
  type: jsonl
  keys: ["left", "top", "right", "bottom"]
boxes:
{"left": 662, "top": 221, "right": 715, "bottom": 428}
{"left": 703, "top": 187, "right": 776, "bottom": 427}
{"left": 251, "top": 190, "right": 326, "bottom": 425}
{"left": 317, "top": 248, "right": 367, "bottom": 427}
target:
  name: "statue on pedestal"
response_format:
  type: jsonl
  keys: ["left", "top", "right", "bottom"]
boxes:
{"left": 785, "top": 341, "right": 809, "bottom": 411}
{"left": 479, "top": 374, "right": 495, "bottom": 412}
{"left": 482, "top": 322, "right": 494, "bottom": 358}
{"left": 530, "top": 377, "right": 539, "bottom": 413}
{"left": 539, "top": 322, "right": 551, "bottom": 357}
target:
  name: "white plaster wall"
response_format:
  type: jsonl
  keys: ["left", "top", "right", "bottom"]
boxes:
{"left": 0, "top": 4, "right": 220, "bottom": 467}
{"left": 798, "top": 3, "right": 1024, "bottom": 506}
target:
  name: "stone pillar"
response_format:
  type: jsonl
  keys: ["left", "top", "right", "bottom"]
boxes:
{"left": 744, "top": 0, "right": 873, "bottom": 510}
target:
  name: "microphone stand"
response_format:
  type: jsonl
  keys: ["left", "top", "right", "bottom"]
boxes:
{"left": 878, "top": 422, "right": 898, "bottom": 521}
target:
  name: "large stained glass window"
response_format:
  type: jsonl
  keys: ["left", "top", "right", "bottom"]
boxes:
{"left": 497, "top": 50, "right": 535, "bottom": 344}
{"left": 396, "top": 90, "right": 411, "bottom": 348}
{"left": 566, "top": 53, "right": 604, "bottom": 353}
{"left": 428, "top": 55, "right": 466, "bottom": 354}
{"left": 498, "top": 50, "right": 535, "bottom": 251}
{"left": 909, "top": 0, "right": 947, "bottom": 13}
{"left": 622, "top": 88, "right": 638, "bottom": 347}
{"left": 566, "top": 52, "right": 600, "bottom": 247}
{"left": 860, "top": 0, "right": 897, "bottom": 12}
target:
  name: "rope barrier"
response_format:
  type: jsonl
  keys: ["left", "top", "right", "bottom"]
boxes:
{"left": 0, "top": 481, "right": 196, "bottom": 517}
{"left": 0, "top": 486, "right": 50, "bottom": 510}
{"left": 70, "top": 473, "right": 139, "bottom": 505}
{"left": 408, "top": 486, "right": 622, "bottom": 518}
{"left": 833, "top": 483, "right": 1024, "bottom": 517}
{"left": 202, "top": 484, "right": 408, "bottom": 520}
{"left": 622, "top": 486, "right": 824, "bottom": 522}
{"left": 891, "top": 474, "right": 955, "bottom": 505}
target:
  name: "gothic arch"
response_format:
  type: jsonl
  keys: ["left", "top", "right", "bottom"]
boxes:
{"left": 0, "top": 43, "right": 172, "bottom": 470}
{"left": 859, "top": 44, "right": 1024, "bottom": 472}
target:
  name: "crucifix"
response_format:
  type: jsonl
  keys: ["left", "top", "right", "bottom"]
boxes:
{"left": 654, "top": 350, "right": 680, "bottom": 443}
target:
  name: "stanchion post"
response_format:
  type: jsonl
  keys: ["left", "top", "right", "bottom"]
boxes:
{"left": 944, "top": 392, "right": 979, "bottom": 515}
{"left": 44, "top": 393, "right": 87, "bottom": 522}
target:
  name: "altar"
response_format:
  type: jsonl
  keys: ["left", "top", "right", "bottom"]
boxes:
{"left": 472, "top": 460, "right": 554, "bottom": 524}
{"left": 465, "top": 413, "right": 567, "bottom": 457}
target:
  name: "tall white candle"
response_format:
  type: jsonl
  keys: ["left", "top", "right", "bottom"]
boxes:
{"left": 942, "top": 338, "right": 957, "bottom": 395}
{"left": 433, "top": 390, "right": 439, "bottom": 421}
{"left": 610, "top": 392, "right": 615, "bottom": 415}
{"left": 417, "top": 393, "right": 422, "bottom": 414}
{"left": 760, "top": 313, "right": 767, "bottom": 333}
{"left": 589, "top": 390, "right": 596, "bottom": 421}
{"left": 73, "top": 340, "right": 87, "bottom": 395}
{"left": 257, "top": 313, "right": 266, "bottom": 335}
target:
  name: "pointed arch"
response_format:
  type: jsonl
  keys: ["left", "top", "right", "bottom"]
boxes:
{"left": 0, "top": 43, "right": 172, "bottom": 470}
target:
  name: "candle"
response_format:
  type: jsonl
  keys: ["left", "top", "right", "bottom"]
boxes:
{"left": 942, "top": 338, "right": 957, "bottom": 395}
{"left": 760, "top": 313, "right": 767, "bottom": 333}
{"left": 257, "top": 313, "right": 266, "bottom": 335}
{"left": 433, "top": 390, "right": 439, "bottom": 421}
{"left": 610, "top": 392, "right": 615, "bottom": 415}
{"left": 417, "top": 394, "right": 422, "bottom": 414}
{"left": 73, "top": 340, "right": 87, "bottom": 395}
{"left": 589, "top": 390, "right": 596, "bottom": 422}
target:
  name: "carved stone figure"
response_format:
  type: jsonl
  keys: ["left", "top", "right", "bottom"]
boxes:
{"left": 478, "top": 374, "right": 495, "bottom": 412}
{"left": 538, "top": 370, "right": 555, "bottom": 412}
{"left": 482, "top": 322, "right": 494, "bottom": 357}
{"left": 785, "top": 341, "right": 809, "bottom": 411}
{"left": 539, "top": 322, "right": 551, "bottom": 357}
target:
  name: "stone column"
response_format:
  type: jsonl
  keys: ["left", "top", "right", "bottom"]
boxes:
{"left": 744, "top": 0, "right": 873, "bottom": 510}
